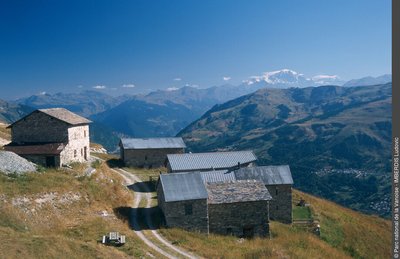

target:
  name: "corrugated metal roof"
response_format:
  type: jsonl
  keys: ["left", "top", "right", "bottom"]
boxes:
{"left": 206, "top": 180, "right": 272, "bottom": 204}
{"left": 159, "top": 172, "right": 208, "bottom": 202}
{"left": 199, "top": 170, "right": 236, "bottom": 183}
{"left": 120, "top": 137, "right": 186, "bottom": 149}
{"left": 235, "top": 165, "right": 293, "bottom": 185}
{"left": 167, "top": 151, "right": 257, "bottom": 172}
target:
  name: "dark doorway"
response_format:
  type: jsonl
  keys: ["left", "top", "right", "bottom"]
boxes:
{"left": 84, "top": 146, "right": 87, "bottom": 160}
{"left": 46, "top": 156, "right": 56, "bottom": 167}
{"left": 243, "top": 226, "right": 255, "bottom": 238}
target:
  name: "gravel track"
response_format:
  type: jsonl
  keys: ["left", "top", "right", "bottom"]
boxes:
{"left": 115, "top": 168, "right": 198, "bottom": 259}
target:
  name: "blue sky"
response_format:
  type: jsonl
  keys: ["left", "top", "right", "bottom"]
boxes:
{"left": 0, "top": 0, "right": 391, "bottom": 99}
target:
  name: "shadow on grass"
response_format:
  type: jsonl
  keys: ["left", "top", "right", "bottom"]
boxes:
{"left": 106, "top": 158, "right": 124, "bottom": 168}
{"left": 127, "top": 181, "right": 156, "bottom": 193}
{"left": 114, "top": 206, "right": 165, "bottom": 231}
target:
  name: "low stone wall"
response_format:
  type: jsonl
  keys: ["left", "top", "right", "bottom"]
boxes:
{"left": 266, "top": 184, "right": 292, "bottom": 223}
{"left": 208, "top": 200, "right": 269, "bottom": 237}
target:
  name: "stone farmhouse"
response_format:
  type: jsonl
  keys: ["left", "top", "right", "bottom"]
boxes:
{"left": 235, "top": 165, "right": 293, "bottom": 223}
{"left": 119, "top": 137, "right": 186, "bottom": 168}
{"left": 166, "top": 151, "right": 257, "bottom": 173}
{"left": 157, "top": 163, "right": 294, "bottom": 236}
{"left": 157, "top": 171, "right": 272, "bottom": 237}
{"left": 5, "top": 108, "right": 91, "bottom": 167}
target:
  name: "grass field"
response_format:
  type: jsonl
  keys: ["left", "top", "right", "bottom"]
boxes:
{"left": 0, "top": 161, "right": 161, "bottom": 258}
{"left": 159, "top": 190, "right": 391, "bottom": 259}
{"left": 117, "top": 165, "right": 391, "bottom": 258}
{"left": 293, "top": 206, "right": 312, "bottom": 220}
{"left": 0, "top": 149, "right": 392, "bottom": 258}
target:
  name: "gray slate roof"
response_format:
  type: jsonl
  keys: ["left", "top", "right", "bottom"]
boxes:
{"left": 167, "top": 151, "right": 257, "bottom": 172}
{"left": 159, "top": 172, "right": 208, "bottom": 202}
{"left": 206, "top": 180, "right": 272, "bottom": 204}
{"left": 39, "top": 108, "right": 92, "bottom": 125}
{"left": 235, "top": 165, "right": 293, "bottom": 185}
{"left": 120, "top": 137, "right": 186, "bottom": 149}
{"left": 8, "top": 108, "right": 91, "bottom": 128}
{"left": 199, "top": 170, "right": 236, "bottom": 183}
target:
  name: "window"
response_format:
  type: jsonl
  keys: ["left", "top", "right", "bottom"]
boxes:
{"left": 184, "top": 204, "right": 193, "bottom": 215}
{"left": 84, "top": 130, "right": 87, "bottom": 137}
{"left": 81, "top": 148, "right": 83, "bottom": 156}
{"left": 74, "top": 150, "right": 77, "bottom": 158}
{"left": 275, "top": 187, "right": 278, "bottom": 195}
{"left": 144, "top": 155, "right": 148, "bottom": 161}
{"left": 276, "top": 205, "right": 279, "bottom": 210}
{"left": 226, "top": 228, "right": 233, "bottom": 235}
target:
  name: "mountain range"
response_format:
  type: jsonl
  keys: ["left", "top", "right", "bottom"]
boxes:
{"left": 0, "top": 99, "right": 34, "bottom": 123}
{"left": 242, "top": 69, "right": 345, "bottom": 88}
{"left": 342, "top": 74, "right": 392, "bottom": 87}
{"left": 178, "top": 83, "right": 392, "bottom": 216}
{"left": 15, "top": 90, "right": 129, "bottom": 117}
{"left": 2, "top": 70, "right": 392, "bottom": 152}
{"left": 0, "top": 70, "right": 393, "bottom": 216}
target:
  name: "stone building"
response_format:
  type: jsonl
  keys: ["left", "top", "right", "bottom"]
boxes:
{"left": 157, "top": 171, "right": 272, "bottom": 237}
{"left": 166, "top": 151, "right": 257, "bottom": 173}
{"left": 5, "top": 108, "right": 91, "bottom": 167}
{"left": 235, "top": 165, "right": 293, "bottom": 223}
{"left": 119, "top": 137, "right": 185, "bottom": 168}
{"left": 157, "top": 172, "right": 209, "bottom": 233}
{"left": 207, "top": 180, "right": 271, "bottom": 237}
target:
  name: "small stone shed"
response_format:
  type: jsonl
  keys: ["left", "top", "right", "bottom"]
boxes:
{"left": 5, "top": 108, "right": 91, "bottom": 167}
{"left": 235, "top": 165, "right": 293, "bottom": 223}
{"left": 206, "top": 180, "right": 271, "bottom": 237}
{"left": 166, "top": 151, "right": 257, "bottom": 173}
{"left": 157, "top": 171, "right": 272, "bottom": 237}
{"left": 119, "top": 137, "right": 186, "bottom": 168}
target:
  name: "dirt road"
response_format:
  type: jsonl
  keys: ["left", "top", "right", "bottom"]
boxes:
{"left": 115, "top": 168, "right": 198, "bottom": 259}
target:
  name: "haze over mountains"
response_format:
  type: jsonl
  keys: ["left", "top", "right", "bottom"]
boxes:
{"left": 0, "top": 70, "right": 392, "bottom": 150}
{"left": 0, "top": 70, "right": 392, "bottom": 216}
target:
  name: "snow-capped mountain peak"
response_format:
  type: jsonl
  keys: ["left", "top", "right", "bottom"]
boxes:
{"left": 243, "top": 69, "right": 344, "bottom": 88}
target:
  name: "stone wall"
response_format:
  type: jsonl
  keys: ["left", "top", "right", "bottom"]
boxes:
{"left": 123, "top": 148, "right": 184, "bottom": 168}
{"left": 266, "top": 184, "right": 292, "bottom": 223}
{"left": 208, "top": 200, "right": 270, "bottom": 237}
{"left": 157, "top": 186, "right": 209, "bottom": 233}
{"left": 11, "top": 111, "right": 69, "bottom": 143}
{"left": 61, "top": 125, "right": 90, "bottom": 165}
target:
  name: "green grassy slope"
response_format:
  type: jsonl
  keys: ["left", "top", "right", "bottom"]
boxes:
{"left": 159, "top": 189, "right": 391, "bottom": 259}
{"left": 0, "top": 162, "right": 160, "bottom": 258}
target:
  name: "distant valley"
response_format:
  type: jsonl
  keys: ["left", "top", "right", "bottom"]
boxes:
{"left": 179, "top": 83, "right": 392, "bottom": 216}
{"left": 0, "top": 73, "right": 393, "bottom": 216}
{"left": 6, "top": 70, "right": 392, "bottom": 151}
